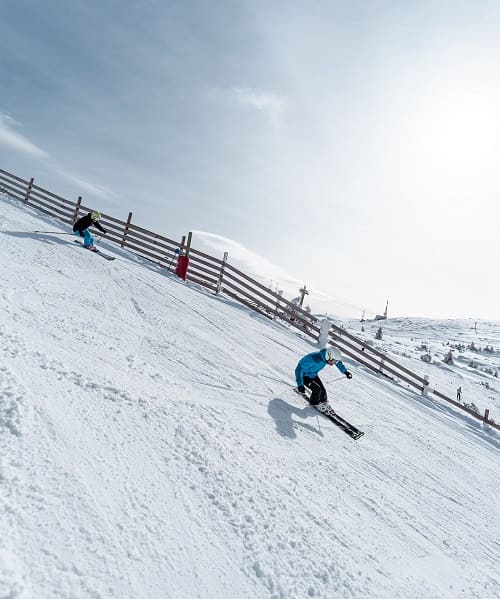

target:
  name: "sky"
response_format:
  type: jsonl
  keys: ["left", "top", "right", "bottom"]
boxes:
{"left": 1, "top": 0, "right": 500, "bottom": 319}
{"left": 1, "top": 194, "right": 499, "bottom": 598}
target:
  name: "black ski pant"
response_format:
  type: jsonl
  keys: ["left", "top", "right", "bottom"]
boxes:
{"left": 303, "top": 376, "right": 327, "bottom": 405}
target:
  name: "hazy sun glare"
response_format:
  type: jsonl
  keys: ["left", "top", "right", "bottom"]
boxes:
{"left": 408, "top": 73, "right": 500, "bottom": 176}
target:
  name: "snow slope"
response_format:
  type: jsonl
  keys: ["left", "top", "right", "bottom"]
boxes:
{"left": 0, "top": 195, "right": 499, "bottom": 599}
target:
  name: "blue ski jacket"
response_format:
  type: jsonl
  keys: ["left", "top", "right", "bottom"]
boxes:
{"left": 295, "top": 348, "right": 347, "bottom": 387}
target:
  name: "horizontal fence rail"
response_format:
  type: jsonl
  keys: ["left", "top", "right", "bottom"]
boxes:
{"left": 0, "top": 166, "right": 497, "bottom": 431}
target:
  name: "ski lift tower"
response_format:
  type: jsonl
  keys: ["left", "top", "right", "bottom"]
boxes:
{"left": 298, "top": 285, "right": 309, "bottom": 308}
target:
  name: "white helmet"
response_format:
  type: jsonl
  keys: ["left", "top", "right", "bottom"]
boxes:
{"left": 325, "top": 346, "right": 341, "bottom": 362}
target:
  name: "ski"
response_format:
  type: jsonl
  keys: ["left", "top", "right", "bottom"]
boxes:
{"left": 293, "top": 388, "right": 364, "bottom": 440}
{"left": 74, "top": 240, "right": 116, "bottom": 260}
{"left": 316, "top": 404, "right": 364, "bottom": 440}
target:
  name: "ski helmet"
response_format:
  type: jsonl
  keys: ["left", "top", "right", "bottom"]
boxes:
{"left": 325, "top": 346, "right": 341, "bottom": 362}
{"left": 91, "top": 211, "right": 101, "bottom": 221}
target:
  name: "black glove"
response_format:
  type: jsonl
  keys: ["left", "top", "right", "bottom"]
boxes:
{"left": 297, "top": 385, "right": 306, "bottom": 394}
{"left": 102, "top": 229, "right": 108, "bottom": 235}
{"left": 345, "top": 371, "right": 352, "bottom": 379}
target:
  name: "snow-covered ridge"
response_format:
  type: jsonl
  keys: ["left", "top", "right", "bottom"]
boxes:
{"left": 1, "top": 195, "right": 499, "bottom": 599}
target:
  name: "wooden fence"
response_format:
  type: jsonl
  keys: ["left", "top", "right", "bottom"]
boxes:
{"left": 0, "top": 166, "right": 497, "bottom": 431}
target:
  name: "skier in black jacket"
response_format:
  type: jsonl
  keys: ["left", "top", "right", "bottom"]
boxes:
{"left": 73, "top": 211, "right": 107, "bottom": 250}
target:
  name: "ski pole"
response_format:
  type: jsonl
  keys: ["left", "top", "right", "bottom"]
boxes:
{"left": 34, "top": 230, "right": 74, "bottom": 235}
{"left": 168, "top": 248, "right": 180, "bottom": 270}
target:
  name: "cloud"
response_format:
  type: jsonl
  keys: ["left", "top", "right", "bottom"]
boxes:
{"left": 192, "top": 230, "right": 297, "bottom": 286}
{"left": 55, "top": 169, "right": 116, "bottom": 201}
{"left": 213, "top": 87, "right": 286, "bottom": 123}
{"left": 192, "top": 230, "right": 377, "bottom": 318}
{"left": 232, "top": 87, "right": 286, "bottom": 122}
{"left": 0, "top": 113, "right": 49, "bottom": 158}
{"left": 0, "top": 112, "right": 114, "bottom": 202}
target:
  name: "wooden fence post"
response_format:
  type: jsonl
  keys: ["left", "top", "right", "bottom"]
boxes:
{"left": 422, "top": 375, "right": 430, "bottom": 397}
{"left": 121, "top": 212, "right": 132, "bottom": 247}
{"left": 216, "top": 251, "right": 228, "bottom": 295}
{"left": 273, "top": 290, "right": 283, "bottom": 320}
{"left": 379, "top": 356, "right": 385, "bottom": 374}
{"left": 24, "top": 177, "right": 34, "bottom": 203}
{"left": 185, "top": 231, "right": 192, "bottom": 257}
{"left": 484, "top": 408, "right": 490, "bottom": 423}
{"left": 74, "top": 196, "right": 82, "bottom": 222}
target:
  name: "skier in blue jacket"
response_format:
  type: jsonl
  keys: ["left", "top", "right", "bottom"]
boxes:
{"left": 295, "top": 346, "right": 352, "bottom": 411}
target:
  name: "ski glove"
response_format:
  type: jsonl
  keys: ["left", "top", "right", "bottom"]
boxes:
{"left": 297, "top": 385, "right": 306, "bottom": 394}
{"left": 345, "top": 371, "right": 352, "bottom": 379}
{"left": 102, "top": 229, "right": 108, "bottom": 234}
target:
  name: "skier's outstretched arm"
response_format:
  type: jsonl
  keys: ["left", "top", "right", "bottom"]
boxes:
{"left": 336, "top": 360, "right": 352, "bottom": 378}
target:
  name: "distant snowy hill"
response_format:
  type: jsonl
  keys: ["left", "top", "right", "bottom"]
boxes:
{"left": 1, "top": 195, "right": 499, "bottom": 599}
{"left": 344, "top": 317, "right": 499, "bottom": 420}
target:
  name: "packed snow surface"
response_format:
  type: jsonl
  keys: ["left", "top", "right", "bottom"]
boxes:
{"left": 0, "top": 195, "right": 499, "bottom": 599}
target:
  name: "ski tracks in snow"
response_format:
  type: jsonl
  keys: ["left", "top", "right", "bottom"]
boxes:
{"left": 0, "top": 364, "right": 24, "bottom": 437}
{"left": 0, "top": 328, "right": 29, "bottom": 598}
{"left": 165, "top": 402, "right": 363, "bottom": 599}
{"left": 0, "top": 327, "right": 27, "bottom": 437}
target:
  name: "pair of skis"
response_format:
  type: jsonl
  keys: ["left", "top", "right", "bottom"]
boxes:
{"left": 34, "top": 231, "right": 116, "bottom": 261}
{"left": 294, "top": 388, "right": 364, "bottom": 440}
{"left": 74, "top": 240, "right": 116, "bottom": 260}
